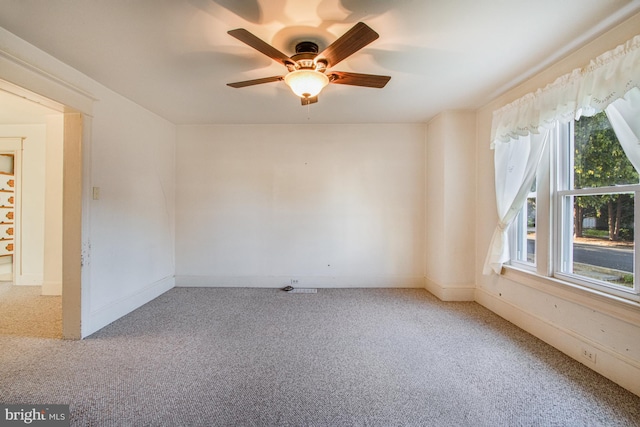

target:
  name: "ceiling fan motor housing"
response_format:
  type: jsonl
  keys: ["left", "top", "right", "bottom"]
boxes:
{"left": 296, "top": 41, "right": 319, "bottom": 54}
{"left": 289, "top": 41, "right": 327, "bottom": 72}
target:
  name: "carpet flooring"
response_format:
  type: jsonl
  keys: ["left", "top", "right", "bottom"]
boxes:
{"left": 1, "top": 287, "right": 639, "bottom": 426}
{"left": 0, "top": 282, "right": 62, "bottom": 338}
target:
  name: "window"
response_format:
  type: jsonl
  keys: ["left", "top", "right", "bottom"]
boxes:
{"left": 488, "top": 33, "right": 640, "bottom": 299}
{"left": 556, "top": 112, "right": 638, "bottom": 297}
{"left": 511, "top": 179, "right": 536, "bottom": 267}
{"left": 510, "top": 111, "right": 640, "bottom": 301}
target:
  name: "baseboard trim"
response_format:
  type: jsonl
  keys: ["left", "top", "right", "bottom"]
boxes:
{"left": 424, "top": 277, "right": 475, "bottom": 301}
{"left": 85, "top": 275, "right": 175, "bottom": 337}
{"left": 42, "top": 280, "right": 62, "bottom": 296}
{"left": 14, "top": 274, "right": 43, "bottom": 286}
{"left": 475, "top": 287, "right": 640, "bottom": 397}
{"left": 175, "top": 275, "right": 425, "bottom": 289}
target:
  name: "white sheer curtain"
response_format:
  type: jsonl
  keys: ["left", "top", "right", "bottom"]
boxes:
{"left": 491, "top": 35, "right": 640, "bottom": 145}
{"left": 606, "top": 87, "right": 640, "bottom": 172}
{"left": 483, "top": 130, "right": 549, "bottom": 274}
{"left": 483, "top": 34, "right": 640, "bottom": 275}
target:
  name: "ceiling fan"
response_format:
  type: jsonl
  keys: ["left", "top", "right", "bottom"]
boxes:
{"left": 226, "top": 22, "right": 391, "bottom": 105}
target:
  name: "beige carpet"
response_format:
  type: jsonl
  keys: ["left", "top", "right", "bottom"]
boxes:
{"left": 2, "top": 287, "right": 639, "bottom": 426}
{"left": 0, "top": 282, "right": 62, "bottom": 338}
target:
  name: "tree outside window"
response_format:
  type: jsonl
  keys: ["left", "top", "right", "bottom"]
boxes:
{"left": 573, "top": 112, "right": 638, "bottom": 242}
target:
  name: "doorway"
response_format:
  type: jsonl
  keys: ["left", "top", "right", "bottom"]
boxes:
{"left": 0, "top": 87, "right": 69, "bottom": 338}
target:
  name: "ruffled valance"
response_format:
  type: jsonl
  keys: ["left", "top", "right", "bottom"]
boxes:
{"left": 491, "top": 34, "right": 640, "bottom": 147}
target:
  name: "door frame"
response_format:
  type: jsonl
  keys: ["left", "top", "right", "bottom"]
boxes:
{"left": 0, "top": 77, "right": 91, "bottom": 339}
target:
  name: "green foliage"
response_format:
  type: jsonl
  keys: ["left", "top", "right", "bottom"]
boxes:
{"left": 574, "top": 112, "right": 638, "bottom": 189}
{"left": 582, "top": 229, "right": 609, "bottom": 238}
{"left": 574, "top": 112, "right": 638, "bottom": 241}
{"left": 527, "top": 198, "right": 536, "bottom": 228}
{"left": 618, "top": 227, "right": 634, "bottom": 241}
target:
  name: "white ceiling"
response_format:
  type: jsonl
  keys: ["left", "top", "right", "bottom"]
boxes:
{"left": 0, "top": 0, "right": 639, "bottom": 125}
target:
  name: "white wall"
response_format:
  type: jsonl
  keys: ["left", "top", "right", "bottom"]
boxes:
{"left": 43, "top": 114, "right": 64, "bottom": 295}
{"left": 88, "top": 93, "right": 176, "bottom": 332}
{"left": 425, "top": 111, "right": 476, "bottom": 300}
{"left": 176, "top": 124, "right": 425, "bottom": 288}
{"left": 0, "top": 26, "right": 177, "bottom": 337}
{"left": 475, "top": 12, "right": 640, "bottom": 396}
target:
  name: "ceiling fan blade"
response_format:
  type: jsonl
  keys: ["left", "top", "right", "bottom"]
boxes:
{"left": 328, "top": 72, "right": 390, "bottom": 88}
{"left": 228, "top": 28, "right": 294, "bottom": 67}
{"left": 316, "top": 22, "right": 379, "bottom": 67}
{"left": 301, "top": 96, "right": 318, "bottom": 106}
{"left": 227, "top": 76, "right": 283, "bottom": 88}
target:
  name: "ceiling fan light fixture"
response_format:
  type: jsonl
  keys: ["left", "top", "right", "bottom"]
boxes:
{"left": 227, "top": 23, "right": 390, "bottom": 105}
{"left": 284, "top": 69, "right": 329, "bottom": 98}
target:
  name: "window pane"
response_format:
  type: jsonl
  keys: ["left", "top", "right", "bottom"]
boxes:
{"left": 526, "top": 196, "right": 536, "bottom": 263}
{"left": 514, "top": 192, "right": 536, "bottom": 265}
{"left": 573, "top": 112, "right": 639, "bottom": 189}
{"left": 563, "top": 194, "right": 634, "bottom": 289}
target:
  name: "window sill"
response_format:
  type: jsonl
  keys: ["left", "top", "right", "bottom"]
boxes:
{"left": 501, "top": 265, "right": 640, "bottom": 324}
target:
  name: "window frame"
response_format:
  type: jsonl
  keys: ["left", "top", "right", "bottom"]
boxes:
{"left": 508, "top": 119, "right": 640, "bottom": 303}
{"left": 510, "top": 177, "right": 537, "bottom": 271}
{"left": 509, "top": 135, "right": 551, "bottom": 277}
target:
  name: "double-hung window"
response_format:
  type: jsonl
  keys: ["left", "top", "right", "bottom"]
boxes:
{"left": 508, "top": 111, "right": 640, "bottom": 302}
{"left": 555, "top": 112, "right": 639, "bottom": 299}
{"left": 487, "top": 33, "right": 640, "bottom": 303}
